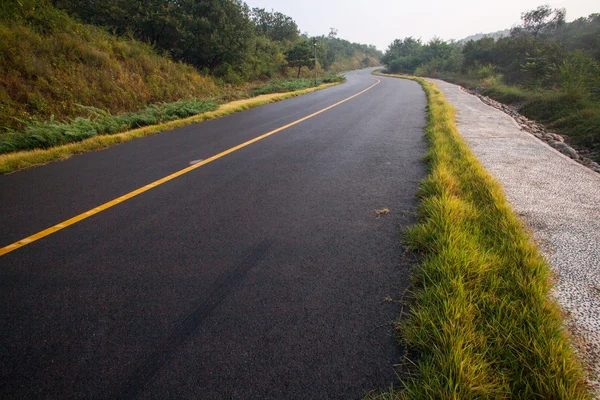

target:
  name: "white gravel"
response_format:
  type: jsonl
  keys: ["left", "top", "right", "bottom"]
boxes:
{"left": 430, "top": 78, "right": 600, "bottom": 396}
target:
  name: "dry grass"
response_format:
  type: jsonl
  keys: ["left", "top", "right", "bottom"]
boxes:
{"left": 371, "top": 72, "right": 590, "bottom": 399}
{"left": 0, "top": 83, "right": 340, "bottom": 173}
{"left": 0, "top": 5, "right": 218, "bottom": 132}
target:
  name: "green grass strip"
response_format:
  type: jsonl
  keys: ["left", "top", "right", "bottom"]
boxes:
{"left": 0, "top": 82, "right": 340, "bottom": 174}
{"left": 0, "top": 99, "right": 219, "bottom": 154}
{"left": 374, "top": 73, "right": 590, "bottom": 399}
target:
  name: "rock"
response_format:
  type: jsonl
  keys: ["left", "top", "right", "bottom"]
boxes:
{"left": 554, "top": 143, "right": 579, "bottom": 159}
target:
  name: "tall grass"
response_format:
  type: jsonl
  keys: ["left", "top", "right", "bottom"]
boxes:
{"left": 373, "top": 73, "right": 589, "bottom": 399}
{"left": 0, "top": 3, "right": 219, "bottom": 133}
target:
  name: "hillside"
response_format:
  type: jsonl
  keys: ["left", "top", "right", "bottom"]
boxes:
{"left": 0, "top": 0, "right": 381, "bottom": 139}
{"left": 0, "top": 2, "right": 218, "bottom": 133}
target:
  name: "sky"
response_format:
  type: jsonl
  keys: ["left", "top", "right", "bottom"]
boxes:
{"left": 244, "top": 0, "right": 598, "bottom": 50}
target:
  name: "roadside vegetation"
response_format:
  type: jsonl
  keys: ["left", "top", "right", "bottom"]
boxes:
{"left": 0, "top": 0, "right": 373, "bottom": 169}
{"left": 372, "top": 73, "right": 590, "bottom": 399}
{"left": 0, "top": 83, "right": 340, "bottom": 174}
{"left": 381, "top": 5, "right": 600, "bottom": 161}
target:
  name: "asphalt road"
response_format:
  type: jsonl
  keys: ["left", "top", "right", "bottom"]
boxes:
{"left": 1, "top": 69, "right": 427, "bottom": 399}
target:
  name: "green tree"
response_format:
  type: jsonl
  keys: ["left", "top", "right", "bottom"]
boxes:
{"left": 250, "top": 8, "right": 299, "bottom": 42}
{"left": 517, "top": 4, "right": 566, "bottom": 38}
{"left": 285, "top": 41, "right": 312, "bottom": 78}
{"left": 511, "top": 4, "right": 566, "bottom": 87}
{"left": 382, "top": 37, "right": 423, "bottom": 73}
{"left": 52, "top": 0, "right": 256, "bottom": 78}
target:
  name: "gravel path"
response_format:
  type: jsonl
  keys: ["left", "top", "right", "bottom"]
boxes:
{"left": 430, "top": 79, "right": 600, "bottom": 396}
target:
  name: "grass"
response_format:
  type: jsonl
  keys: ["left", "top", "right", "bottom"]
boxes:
{"left": 373, "top": 72, "right": 590, "bottom": 399}
{"left": 252, "top": 74, "right": 346, "bottom": 96}
{"left": 0, "top": 4, "right": 219, "bottom": 133}
{"left": 0, "top": 82, "right": 340, "bottom": 174}
{"left": 0, "top": 99, "right": 218, "bottom": 154}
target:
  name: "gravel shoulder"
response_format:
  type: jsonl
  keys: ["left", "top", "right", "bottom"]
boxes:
{"left": 430, "top": 78, "right": 600, "bottom": 396}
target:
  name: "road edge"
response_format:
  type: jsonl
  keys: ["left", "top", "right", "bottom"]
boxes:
{"left": 0, "top": 82, "right": 341, "bottom": 174}
{"left": 371, "top": 72, "right": 590, "bottom": 399}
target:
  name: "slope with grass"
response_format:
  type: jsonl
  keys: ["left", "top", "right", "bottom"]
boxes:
{"left": 373, "top": 73, "right": 589, "bottom": 399}
{"left": 0, "top": 4, "right": 219, "bottom": 133}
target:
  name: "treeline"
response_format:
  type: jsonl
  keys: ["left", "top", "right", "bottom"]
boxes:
{"left": 47, "top": 0, "right": 381, "bottom": 82}
{"left": 382, "top": 5, "right": 599, "bottom": 90}
{"left": 382, "top": 5, "right": 600, "bottom": 159}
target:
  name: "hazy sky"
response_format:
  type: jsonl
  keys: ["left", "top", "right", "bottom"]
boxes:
{"left": 245, "top": 0, "right": 598, "bottom": 50}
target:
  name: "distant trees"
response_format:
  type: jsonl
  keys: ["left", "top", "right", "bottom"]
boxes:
{"left": 382, "top": 4, "right": 600, "bottom": 92}
{"left": 516, "top": 4, "right": 566, "bottom": 38}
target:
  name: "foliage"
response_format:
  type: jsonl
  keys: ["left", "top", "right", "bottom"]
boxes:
{"left": 49, "top": 0, "right": 380, "bottom": 82}
{"left": 252, "top": 74, "right": 345, "bottom": 96}
{"left": 0, "top": 99, "right": 217, "bottom": 153}
{"left": 250, "top": 7, "right": 299, "bottom": 42}
{"left": 515, "top": 4, "right": 566, "bottom": 38}
{"left": 0, "top": 0, "right": 218, "bottom": 132}
{"left": 52, "top": 0, "right": 256, "bottom": 79}
{"left": 285, "top": 41, "right": 314, "bottom": 78}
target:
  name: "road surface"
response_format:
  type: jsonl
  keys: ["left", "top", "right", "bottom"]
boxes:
{"left": 1, "top": 69, "right": 427, "bottom": 399}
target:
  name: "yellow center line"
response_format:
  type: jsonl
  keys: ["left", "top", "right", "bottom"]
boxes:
{"left": 0, "top": 78, "right": 381, "bottom": 257}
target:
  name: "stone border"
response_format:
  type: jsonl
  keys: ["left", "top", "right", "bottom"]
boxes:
{"left": 461, "top": 87, "right": 600, "bottom": 174}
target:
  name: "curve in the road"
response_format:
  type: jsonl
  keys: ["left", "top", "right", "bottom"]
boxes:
{"left": 1, "top": 69, "right": 427, "bottom": 399}
{"left": 0, "top": 79, "right": 380, "bottom": 257}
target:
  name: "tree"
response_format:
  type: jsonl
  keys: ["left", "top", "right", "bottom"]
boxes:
{"left": 462, "top": 37, "right": 497, "bottom": 70}
{"left": 52, "top": 0, "right": 256, "bottom": 78}
{"left": 517, "top": 4, "right": 566, "bottom": 38}
{"left": 285, "top": 41, "right": 312, "bottom": 78}
{"left": 250, "top": 7, "right": 299, "bottom": 42}
{"left": 511, "top": 5, "right": 566, "bottom": 86}
{"left": 382, "top": 37, "right": 423, "bottom": 73}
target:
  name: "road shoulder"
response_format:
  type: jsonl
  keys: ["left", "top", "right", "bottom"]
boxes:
{"left": 0, "top": 82, "right": 341, "bottom": 174}
{"left": 432, "top": 78, "right": 600, "bottom": 396}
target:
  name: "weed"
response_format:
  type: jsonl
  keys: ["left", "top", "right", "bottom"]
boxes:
{"left": 252, "top": 75, "right": 345, "bottom": 96}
